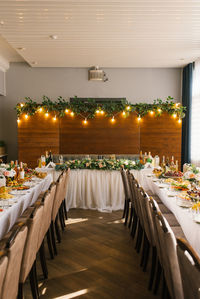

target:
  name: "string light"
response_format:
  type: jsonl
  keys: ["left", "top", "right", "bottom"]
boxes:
{"left": 149, "top": 111, "right": 154, "bottom": 115}
{"left": 122, "top": 111, "right": 126, "bottom": 116}
{"left": 17, "top": 118, "right": 20, "bottom": 123}
{"left": 126, "top": 106, "right": 130, "bottom": 111}
{"left": 20, "top": 103, "right": 24, "bottom": 107}
{"left": 137, "top": 115, "right": 141, "bottom": 122}
{"left": 70, "top": 111, "right": 74, "bottom": 117}
{"left": 172, "top": 113, "right": 177, "bottom": 118}
{"left": 100, "top": 110, "right": 104, "bottom": 115}
{"left": 53, "top": 115, "right": 57, "bottom": 121}
{"left": 83, "top": 118, "right": 88, "bottom": 125}
{"left": 24, "top": 114, "right": 28, "bottom": 119}
{"left": 111, "top": 116, "right": 115, "bottom": 123}
{"left": 65, "top": 109, "right": 69, "bottom": 113}
{"left": 96, "top": 110, "right": 100, "bottom": 114}
{"left": 45, "top": 112, "right": 49, "bottom": 117}
{"left": 175, "top": 103, "right": 180, "bottom": 107}
{"left": 178, "top": 118, "right": 182, "bottom": 124}
{"left": 157, "top": 108, "right": 162, "bottom": 113}
{"left": 38, "top": 107, "right": 43, "bottom": 113}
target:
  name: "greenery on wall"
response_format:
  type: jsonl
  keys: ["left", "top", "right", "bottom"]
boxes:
{"left": 15, "top": 95, "right": 186, "bottom": 121}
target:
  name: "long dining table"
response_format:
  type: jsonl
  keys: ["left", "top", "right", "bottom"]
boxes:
{"left": 0, "top": 174, "right": 52, "bottom": 240}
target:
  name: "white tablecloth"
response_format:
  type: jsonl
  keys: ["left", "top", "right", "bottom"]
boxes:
{"left": 0, "top": 174, "right": 52, "bottom": 240}
{"left": 65, "top": 169, "right": 125, "bottom": 212}
{"left": 133, "top": 170, "right": 200, "bottom": 255}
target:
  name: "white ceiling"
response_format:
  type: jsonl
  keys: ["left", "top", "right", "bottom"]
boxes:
{"left": 0, "top": 0, "right": 200, "bottom": 68}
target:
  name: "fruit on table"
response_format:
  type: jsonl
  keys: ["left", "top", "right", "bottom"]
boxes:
{"left": 164, "top": 171, "right": 183, "bottom": 177}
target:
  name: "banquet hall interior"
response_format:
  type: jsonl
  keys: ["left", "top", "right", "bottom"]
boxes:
{"left": 0, "top": 1, "right": 200, "bottom": 299}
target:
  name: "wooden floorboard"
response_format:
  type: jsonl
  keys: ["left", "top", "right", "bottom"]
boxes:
{"left": 25, "top": 209, "right": 160, "bottom": 299}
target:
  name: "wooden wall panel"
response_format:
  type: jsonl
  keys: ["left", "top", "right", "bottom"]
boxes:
{"left": 140, "top": 113, "right": 182, "bottom": 165}
{"left": 18, "top": 114, "right": 59, "bottom": 168}
{"left": 60, "top": 113, "right": 140, "bottom": 154}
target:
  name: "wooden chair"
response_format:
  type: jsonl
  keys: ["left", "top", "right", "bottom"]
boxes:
{"left": 120, "top": 168, "right": 131, "bottom": 225}
{"left": 18, "top": 203, "right": 44, "bottom": 299}
{"left": 0, "top": 250, "right": 8, "bottom": 298}
{"left": 177, "top": 238, "right": 200, "bottom": 299}
{"left": 154, "top": 211, "right": 184, "bottom": 299}
{"left": 0, "top": 221, "right": 28, "bottom": 299}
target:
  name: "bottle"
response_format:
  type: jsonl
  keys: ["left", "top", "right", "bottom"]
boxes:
{"left": 139, "top": 150, "right": 143, "bottom": 164}
{"left": 10, "top": 161, "right": 14, "bottom": 168}
{"left": 175, "top": 160, "right": 179, "bottom": 172}
{"left": 166, "top": 157, "right": 170, "bottom": 167}
{"left": 14, "top": 161, "right": 19, "bottom": 180}
{"left": 154, "top": 155, "right": 160, "bottom": 167}
{"left": 49, "top": 150, "right": 52, "bottom": 162}
{"left": 147, "top": 152, "right": 152, "bottom": 163}
{"left": 143, "top": 152, "right": 148, "bottom": 164}
{"left": 45, "top": 151, "right": 49, "bottom": 165}
{"left": 170, "top": 156, "right": 176, "bottom": 171}
{"left": 161, "top": 156, "right": 166, "bottom": 172}
{"left": 19, "top": 162, "right": 24, "bottom": 180}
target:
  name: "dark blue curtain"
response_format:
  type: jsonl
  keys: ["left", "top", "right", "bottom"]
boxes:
{"left": 181, "top": 63, "right": 193, "bottom": 167}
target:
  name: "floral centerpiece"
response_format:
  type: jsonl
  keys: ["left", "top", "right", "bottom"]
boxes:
{"left": 55, "top": 158, "right": 144, "bottom": 171}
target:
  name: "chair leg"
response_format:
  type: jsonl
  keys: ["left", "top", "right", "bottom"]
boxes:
{"left": 148, "top": 246, "right": 157, "bottom": 290}
{"left": 55, "top": 215, "right": 61, "bottom": 243}
{"left": 124, "top": 199, "right": 129, "bottom": 226}
{"left": 17, "top": 283, "right": 24, "bottom": 299}
{"left": 33, "top": 260, "right": 40, "bottom": 298}
{"left": 63, "top": 199, "right": 68, "bottom": 220}
{"left": 131, "top": 212, "right": 138, "bottom": 239}
{"left": 135, "top": 221, "right": 143, "bottom": 253}
{"left": 140, "top": 233, "right": 146, "bottom": 267}
{"left": 39, "top": 240, "right": 48, "bottom": 279}
{"left": 143, "top": 237, "right": 150, "bottom": 272}
{"left": 122, "top": 198, "right": 126, "bottom": 219}
{"left": 128, "top": 205, "right": 133, "bottom": 228}
{"left": 153, "top": 260, "right": 162, "bottom": 295}
{"left": 46, "top": 228, "right": 54, "bottom": 259}
{"left": 59, "top": 207, "right": 65, "bottom": 231}
{"left": 29, "top": 261, "right": 39, "bottom": 299}
{"left": 61, "top": 205, "right": 66, "bottom": 227}
{"left": 50, "top": 221, "right": 58, "bottom": 255}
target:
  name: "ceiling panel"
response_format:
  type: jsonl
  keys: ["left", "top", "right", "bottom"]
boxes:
{"left": 0, "top": 0, "right": 199, "bottom": 67}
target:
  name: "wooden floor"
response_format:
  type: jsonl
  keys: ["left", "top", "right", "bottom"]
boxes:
{"left": 25, "top": 209, "right": 159, "bottom": 299}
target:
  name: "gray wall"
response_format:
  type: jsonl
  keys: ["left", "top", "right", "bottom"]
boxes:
{"left": 1, "top": 62, "right": 181, "bottom": 160}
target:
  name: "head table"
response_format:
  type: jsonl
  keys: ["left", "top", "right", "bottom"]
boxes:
{"left": 0, "top": 174, "right": 52, "bottom": 240}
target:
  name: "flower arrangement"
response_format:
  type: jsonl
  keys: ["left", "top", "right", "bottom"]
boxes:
{"left": 15, "top": 96, "right": 186, "bottom": 121}
{"left": 55, "top": 158, "right": 144, "bottom": 171}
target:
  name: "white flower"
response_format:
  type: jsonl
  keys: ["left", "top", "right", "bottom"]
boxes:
{"left": 132, "top": 161, "right": 136, "bottom": 165}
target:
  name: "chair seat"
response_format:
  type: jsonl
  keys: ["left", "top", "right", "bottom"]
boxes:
{"left": 158, "top": 203, "right": 171, "bottom": 214}
{"left": 164, "top": 213, "right": 180, "bottom": 227}
{"left": 171, "top": 226, "right": 186, "bottom": 239}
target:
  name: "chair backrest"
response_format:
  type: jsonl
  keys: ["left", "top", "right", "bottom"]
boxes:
{"left": 177, "top": 238, "right": 200, "bottom": 299}
{"left": 120, "top": 168, "right": 130, "bottom": 201}
{"left": 37, "top": 183, "right": 57, "bottom": 250}
{"left": 1, "top": 222, "right": 28, "bottom": 299}
{"left": 137, "top": 189, "right": 155, "bottom": 246}
{"left": 19, "top": 203, "right": 44, "bottom": 283}
{"left": 0, "top": 250, "right": 8, "bottom": 299}
{"left": 52, "top": 172, "right": 65, "bottom": 221}
{"left": 155, "top": 211, "right": 183, "bottom": 299}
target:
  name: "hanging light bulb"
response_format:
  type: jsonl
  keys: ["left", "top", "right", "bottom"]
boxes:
{"left": 126, "top": 106, "right": 130, "bottom": 111}
{"left": 24, "top": 114, "right": 28, "bottom": 119}
{"left": 122, "top": 111, "right": 126, "bottom": 116}
{"left": 38, "top": 107, "right": 43, "bottom": 113}
{"left": 137, "top": 115, "right": 141, "bottom": 121}
{"left": 111, "top": 116, "right": 115, "bottom": 123}
{"left": 20, "top": 103, "right": 24, "bottom": 107}
{"left": 65, "top": 109, "right": 69, "bottom": 113}
{"left": 17, "top": 118, "right": 20, "bottom": 123}
{"left": 178, "top": 118, "right": 182, "bottom": 124}
{"left": 45, "top": 112, "right": 49, "bottom": 118}
{"left": 175, "top": 103, "right": 180, "bottom": 108}
{"left": 83, "top": 118, "right": 88, "bottom": 125}
{"left": 157, "top": 108, "right": 162, "bottom": 113}
{"left": 149, "top": 110, "right": 154, "bottom": 115}
{"left": 53, "top": 115, "right": 57, "bottom": 121}
{"left": 70, "top": 111, "right": 74, "bottom": 117}
{"left": 172, "top": 113, "right": 177, "bottom": 118}
{"left": 100, "top": 110, "right": 104, "bottom": 115}
{"left": 96, "top": 109, "right": 100, "bottom": 114}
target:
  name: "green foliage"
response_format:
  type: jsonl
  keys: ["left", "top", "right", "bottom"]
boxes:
{"left": 55, "top": 158, "right": 144, "bottom": 171}
{"left": 15, "top": 95, "right": 186, "bottom": 119}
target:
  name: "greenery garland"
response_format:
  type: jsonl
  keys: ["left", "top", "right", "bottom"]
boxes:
{"left": 15, "top": 95, "right": 186, "bottom": 120}
{"left": 55, "top": 158, "right": 144, "bottom": 171}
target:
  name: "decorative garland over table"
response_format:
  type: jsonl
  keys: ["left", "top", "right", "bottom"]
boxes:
{"left": 16, "top": 96, "right": 186, "bottom": 124}
{"left": 55, "top": 159, "right": 144, "bottom": 171}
